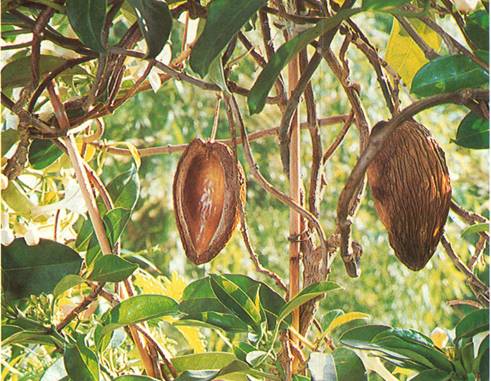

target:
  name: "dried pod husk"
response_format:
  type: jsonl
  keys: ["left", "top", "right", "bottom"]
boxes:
{"left": 173, "top": 138, "right": 246, "bottom": 265}
{"left": 367, "top": 120, "right": 452, "bottom": 271}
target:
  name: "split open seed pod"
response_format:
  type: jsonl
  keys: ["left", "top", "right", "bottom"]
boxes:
{"left": 367, "top": 120, "right": 452, "bottom": 271}
{"left": 173, "top": 138, "right": 246, "bottom": 265}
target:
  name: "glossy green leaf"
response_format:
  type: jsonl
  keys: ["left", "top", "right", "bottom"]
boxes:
{"left": 172, "top": 352, "right": 235, "bottom": 373}
{"left": 308, "top": 352, "right": 337, "bottom": 381}
{"left": 3, "top": 329, "right": 62, "bottom": 347}
{"left": 455, "top": 112, "right": 489, "bottom": 150}
{"left": 411, "top": 55, "right": 489, "bottom": 97}
{"left": 2, "top": 238, "right": 82, "bottom": 300}
{"left": 128, "top": 0, "right": 172, "bottom": 58}
{"left": 455, "top": 309, "right": 489, "bottom": 341}
{"left": 479, "top": 348, "right": 489, "bottom": 381}
{"left": 174, "top": 360, "right": 250, "bottom": 381}
{"left": 209, "top": 274, "right": 263, "bottom": 330}
{"left": 66, "top": 0, "right": 106, "bottom": 52}
{"left": 340, "top": 325, "right": 392, "bottom": 349}
{"left": 114, "top": 377, "right": 158, "bottom": 381}
{"left": 86, "top": 207, "right": 132, "bottom": 265}
{"left": 177, "top": 312, "right": 250, "bottom": 333}
{"left": 105, "top": 166, "right": 140, "bottom": 212}
{"left": 234, "top": 342, "right": 257, "bottom": 363}
{"left": 248, "top": 7, "right": 361, "bottom": 114}
{"left": 1, "top": 129, "right": 19, "bottom": 156}
{"left": 333, "top": 348, "right": 367, "bottom": 381}
{"left": 372, "top": 329, "right": 453, "bottom": 371}
{"left": 410, "top": 369, "right": 451, "bottom": 381}
{"left": 79, "top": 167, "right": 139, "bottom": 254}
{"left": 53, "top": 274, "right": 86, "bottom": 299}
{"left": 278, "top": 281, "right": 341, "bottom": 322}
{"left": 64, "top": 344, "right": 100, "bottom": 381}
{"left": 98, "top": 294, "right": 178, "bottom": 348}
{"left": 29, "top": 140, "right": 63, "bottom": 170}
{"left": 189, "top": 0, "right": 266, "bottom": 77}
{"left": 322, "top": 309, "right": 344, "bottom": 330}
{"left": 462, "top": 223, "right": 489, "bottom": 238}
{"left": 465, "top": 10, "right": 489, "bottom": 51}
{"left": 181, "top": 274, "right": 287, "bottom": 330}
{"left": 88, "top": 254, "right": 138, "bottom": 283}
{"left": 1, "top": 55, "right": 86, "bottom": 90}
{"left": 363, "top": 0, "right": 410, "bottom": 10}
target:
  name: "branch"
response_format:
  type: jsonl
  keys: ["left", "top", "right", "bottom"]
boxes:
{"left": 89, "top": 115, "right": 350, "bottom": 157}
{"left": 395, "top": 16, "right": 439, "bottom": 60}
{"left": 223, "top": 93, "right": 329, "bottom": 273}
{"left": 441, "top": 235, "right": 489, "bottom": 305}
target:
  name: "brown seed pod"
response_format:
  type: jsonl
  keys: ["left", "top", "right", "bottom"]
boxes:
{"left": 367, "top": 120, "right": 452, "bottom": 271}
{"left": 173, "top": 138, "right": 246, "bottom": 265}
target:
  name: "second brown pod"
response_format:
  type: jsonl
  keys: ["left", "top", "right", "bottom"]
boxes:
{"left": 173, "top": 138, "right": 246, "bottom": 265}
{"left": 367, "top": 120, "right": 452, "bottom": 271}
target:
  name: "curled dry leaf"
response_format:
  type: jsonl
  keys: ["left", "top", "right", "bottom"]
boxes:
{"left": 173, "top": 138, "right": 246, "bottom": 264}
{"left": 367, "top": 120, "right": 452, "bottom": 271}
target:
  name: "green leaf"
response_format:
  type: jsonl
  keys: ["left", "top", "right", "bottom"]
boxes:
{"left": 86, "top": 207, "right": 132, "bottom": 265}
{"left": 1, "top": 129, "right": 19, "bottom": 156}
{"left": 173, "top": 352, "right": 236, "bottom": 373}
{"left": 114, "top": 377, "right": 159, "bottom": 381}
{"left": 64, "top": 344, "right": 100, "bottom": 381}
{"left": 340, "top": 325, "right": 391, "bottom": 348}
{"left": 53, "top": 274, "right": 86, "bottom": 299}
{"left": 79, "top": 167, "right": 140, "bottom": 256}
{"left": 189, "top": 0, "right": 266, "bottom": 77}
{"left": 455, "top": 309, "right": 489, "bottom": 341}
{"left": 105, "top": 166, "right": 140, "bottom": 211}
{"left": 66, "top": 0, "right": 106, "bottom": 53}
{"left": 247, "top": 7, "right": 361, "bottom": 114}
{"left": 209, "top": 274, "right": 263, "bottom": 331}
{"left": 322, "top": 309, "right": 345, "bottom": 330}
{"left": 454, "top": 111, "right": 489, "bottom": 150}
{"left": 1, "top": 55, "right": 86, "bottom": 90}
{"left": 234, "top": 342, "right": 257, "bottom": 363}
{"left": 2, "top": 238, "right": 82, "bottom": 300}
{"left": 278, "top": 281, "right": 341, "bottom": 323}
{"left": 462, "top": 223, "right": 489, "bottom": 238}
{"left": 410, "top": 369, "right": 451, "bottom": 381}
{"left": 128, "top": 0, "right": 172, "bottom": 58}
{"left": 308, "top": 352, "right": 337, "bottom": 381}
{"left": 29, "top": 140, "right": 63, "bottom": 170}
{"left": 98, "top": 295, "right": 178, "bottom": 348}
{"left": 88, "top": 254, "right": 138, "bottom": 283}
{"left": 372, "top": 329, "right": 453, "bottom": 371}
{"left": 3, "top": 329, "right": 62, "bottom": 347}
{"left": 363, "top": 0, "right": 410, "bottom": 10}
{"left": 479, "top": 348, "right": 489, "bottom": 381}
{"left": 465, "top": 10, "right": 489, "bottom": 51}
{"left": 333, "top": 348, "right": 367, "bottom": 381}
{"left": 174, "top": 360, "right": 251, "bottom": 381}
{"left": 411, "top": 55, "right": 489, "bottom": 97}
{"left": 178, "top": 312, "right": 250, "bottom": 333}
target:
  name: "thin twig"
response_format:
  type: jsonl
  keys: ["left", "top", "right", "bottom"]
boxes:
{"left": 89, "top": 115, "right": 350, "bottom": 157}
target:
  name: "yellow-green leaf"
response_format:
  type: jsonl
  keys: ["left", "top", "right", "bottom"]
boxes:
{"left": 327, "top": 312, "right": 370, "bottom": 333}
{"left": 385, "top": 18, "right": 441, "bottom": 86}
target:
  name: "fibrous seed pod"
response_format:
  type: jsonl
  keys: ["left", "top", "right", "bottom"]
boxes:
{"left": 367, "top": 120, "right": 452, "bottom": 271}
{"left": 173, "top": 138, "right": 246, "bottom": 265}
